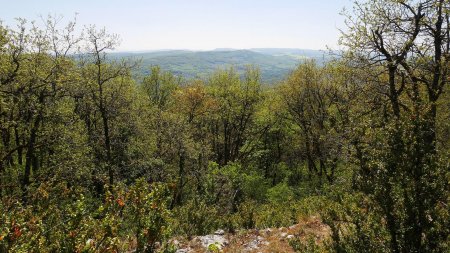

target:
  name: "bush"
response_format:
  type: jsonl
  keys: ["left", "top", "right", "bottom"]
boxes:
{"left": 0, "top": 179, "right": 173, "bottom": 253}
{"left": 266, "top": 182, "right": 294, "bottom": 204}
{"left": 124, "top": 178, "right": 173, "bottom": 252}
{"left": 172, "top": 198, "right": 223, "bottom": 237}
{"left": 289, "top": 236, "right": 325, "bottom": 253}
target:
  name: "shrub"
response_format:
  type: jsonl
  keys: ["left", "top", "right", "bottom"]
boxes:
{"left": 266, "top": 182, "right": 294, "bottom": 204}
{"left": 172, "top": 198, "right": 223, "bottom": 237}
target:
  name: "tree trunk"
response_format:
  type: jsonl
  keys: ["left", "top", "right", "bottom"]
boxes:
{"left": 22, "top": 114, "right": 41, "bottom": 201}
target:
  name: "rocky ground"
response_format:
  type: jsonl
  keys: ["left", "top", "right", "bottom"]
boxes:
{"left": 170, "top": 216, "right": 330, "bottom": 253}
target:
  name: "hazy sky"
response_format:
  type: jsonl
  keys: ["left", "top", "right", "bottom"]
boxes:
{"left": 0, "top": 0, "right": 351, "bottom": 51}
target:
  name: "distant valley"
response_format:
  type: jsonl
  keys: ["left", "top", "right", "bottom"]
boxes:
{"left": 110, "top": 48, "right": 331, "bottom": 83}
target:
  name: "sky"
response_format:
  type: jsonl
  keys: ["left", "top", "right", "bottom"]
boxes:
{"left": 0, "top": 0, "right": 351, "bottom": 51}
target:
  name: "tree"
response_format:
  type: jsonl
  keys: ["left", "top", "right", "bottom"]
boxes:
{"left": 329, "top": 0, "right": 450, "bottom": 251}
{"left": 207, "top": 67, "right": 263, "bottom": 166}
{"left": 280, "top": 61, "right": 350, "bottom": 183}
{"left": 77, "top": 26, "right": 137, "bottom": 186}
{"left": 0, "top": 17, "right": 83, "bottom": 199}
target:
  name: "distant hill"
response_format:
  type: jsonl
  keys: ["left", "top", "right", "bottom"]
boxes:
{"left": 110, "top": 48, "right": 331, "bottom": 83}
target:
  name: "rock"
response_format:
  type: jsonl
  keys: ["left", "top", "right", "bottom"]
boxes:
{"left": 278, "top": 227, "right": 288, "bottom": 232}
{"left": 244, "top": 240, "right": 259, "bottom": 251}
{"left": 287, "top": 235, "right": 295, "bottom": 239}
{"left": 214, "top": 229, "right": 225, "bottom": 235}
{"left": 198, "top": 234, "right": 228, "bottom": 249}
{"left": 244, "top": 235, "right": 268, "bottom": 251}
{"left": 280, "top": 232, "right": 288, "bottom": 238}
{"left": 176, "top": 249, "right": 190, "bottom": 253}
{"left": 264, "top": 228, "right": 272, "bottom": 234}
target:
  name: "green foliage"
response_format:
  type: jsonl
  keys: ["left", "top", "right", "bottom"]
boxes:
{"left": 142, "top": 65, "right": 181, "bottom": 109}
{"left": 289, "top": 236, "right": 325, "bottom": 253}
{"left": 124, "top": 179, "right": 172, "bottom": 252}
{"left": 252, "top": 203, "right": 297, "bottom": 228}
{"left": 319, "top": 192, "right": 390, "bottom": 253}
{"left": 172, "top": 198, "right": 223, "bottom": 237}
{"left": 0, "top": 178, "right": 173, "bottom": 252}
{"left": 231, "top": 200, "right": 258, "bottom": 229}
{"left": 0, "top": 7, "right": 449, "bottom": 252}
{"left": 207, "top": 243, "right": 221, "bottom": 253}
{"left": 266, "top": 182, "right": 294, "bottom": 204}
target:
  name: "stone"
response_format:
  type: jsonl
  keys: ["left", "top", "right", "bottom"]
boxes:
{"left": 198, "top": 234, "right": 228, "bottom": 249}
{"left": 278, "top": 227, "right": 287, "bottom": 232}
{"left": 244, "top": 235, "right": 269, "bottom": 251}
{"left": 214, "top": 229, "right": 225, "bottom": 235}
{"left": 245, "top": 240, "right": 259, "bottom": 251}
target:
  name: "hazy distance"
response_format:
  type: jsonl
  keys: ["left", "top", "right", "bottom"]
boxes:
{"left": 0, "top": 0, "right": 350, "bottom": 51}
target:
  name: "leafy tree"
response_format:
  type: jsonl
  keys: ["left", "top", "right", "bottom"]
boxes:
{"left": 76, "top": 26, "right": 137, "bottom": 186}
{"left": 325, "top": 1, "right": 450, "bottom": 252}
{"left": 280, "top": 61, "right": 351, "bottom": 183}
{"left": 207, "top": 67, "right": 263, "bottom": 165}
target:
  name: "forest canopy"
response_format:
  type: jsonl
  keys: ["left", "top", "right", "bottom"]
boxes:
{"left": 0, "top": 0, "right": 449, "bottom": 252}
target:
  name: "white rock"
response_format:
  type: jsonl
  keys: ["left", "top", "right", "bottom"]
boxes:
{"left": 280, "top": 232, "right": 288, "bottom": 238}
{"left": 287, "top": 235, "right": 295, "bottom": 239}
{"left": 198, "top": 234, "right": 228, "bottom": 249}
{"left": 244, "top": 236, "right": 269, "bottom": 251}
{"left": 214, "top": 229, "right": 225, "bottom": 235}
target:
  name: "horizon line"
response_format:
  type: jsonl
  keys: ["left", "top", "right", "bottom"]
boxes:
{"left": 112, "top": 47, "right": 330, "bottom": 53}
